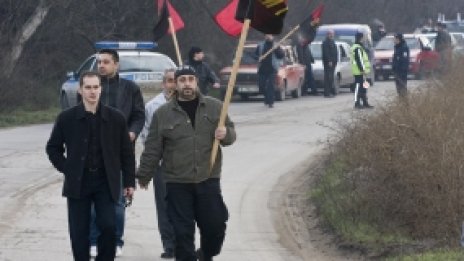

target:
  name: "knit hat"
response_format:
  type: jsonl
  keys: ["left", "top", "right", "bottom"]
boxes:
{"left": 188, "top": 46, "right": 203, "bottom": 61}
{"left": 174, "top": 65, "right": 197, "bottom": 79}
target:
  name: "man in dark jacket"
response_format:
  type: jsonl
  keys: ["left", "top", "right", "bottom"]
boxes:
{"left": 296, "top": 35, "right": 317, "bottom": 95}
{"left": 256, "top": 34, "right": 285, "bottom": 108}
{"left": 46, "top": 71, "right": 135, "bottom": 261}
{"left": 89, "top": 48, "right": 145, "bottom": 257}
{"left": 322, "top": 30, "right": 338, "bottom": 97}
{"left": 435, "top": 22, "right": 452, "bottom": 73}
{"left": 186, "top": 46, "right": 220, "bottom": 96}
{"left": 137, "top": 65, "right": 236, "bottom": 261}
{"left": 392, "top": 33, "right": 410, "bottom": 99}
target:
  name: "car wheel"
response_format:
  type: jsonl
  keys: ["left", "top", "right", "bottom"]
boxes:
{"left": 291, "top": 79, "right": 302, "bottom": 98}
{"left": 240, "top": 94, "right": 249, "bottom": 101}
{"left": 60, "top": 92, "right": 69, "bottom": 110}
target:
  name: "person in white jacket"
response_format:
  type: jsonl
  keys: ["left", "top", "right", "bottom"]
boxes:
{"left": 140, "top": 68, "right": 177, "bottom": 259}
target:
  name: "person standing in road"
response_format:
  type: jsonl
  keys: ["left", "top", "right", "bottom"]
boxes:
{"left": 435, "top": 22, "right": 452, "bottom": 73}
{"left": 256, "top": 34, "right": 285, "bottom": 108}
{"left": 46, "top": 71, "right": 135, "bottom": 261}
{"left": 137, "top": 65, "right": 236, "bottom": 261}
{"left": 186, "top": 46, "right": 220, "bottom": 96}
{"left": 296, "top": 34, "right": 317, "bottom": 95}
{"left": 351, "top": 32, "right": 373, "bottom": 109}
{"left": 322, "top": 30, "right": 338, "bottom": 98}
{"left": 392, "top": 33, "right": 410, "bottom": 99}
{"left": 89, "top": 48, "right": 145, "bottom": 257}
{"left": 139, "top": 68, "right": 177, "bottom": 259}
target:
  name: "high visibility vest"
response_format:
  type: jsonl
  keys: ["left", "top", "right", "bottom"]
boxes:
{"left": 350, "top": 43, "right": 371, "bottom": 75}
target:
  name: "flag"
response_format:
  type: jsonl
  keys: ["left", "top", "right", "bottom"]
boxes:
{"left": 214, "top": 0, "right": 244, "bottom": 37}
{"left": 299, "top": 3, "right": 324, "bottom": 44}
{"left": 152, "top": 0, "right": 185, "bottom": 41}
{"left": 235, "top": 0, "right": 288, "bottom": 35}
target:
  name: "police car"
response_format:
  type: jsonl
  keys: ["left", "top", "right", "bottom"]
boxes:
{"left": 60, "top": 41, "right": 176, "bottom": 109}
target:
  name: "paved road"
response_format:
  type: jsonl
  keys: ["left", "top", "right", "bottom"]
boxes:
{"left": 0, "top": 81, "right": 418, "bottom": 260}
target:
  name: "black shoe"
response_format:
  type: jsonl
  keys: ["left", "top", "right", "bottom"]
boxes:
{"left": 354, "top": 103, "right": 363, "bottom": 109}
{"left": 268, "top": 104, "right": 273, "bottom": 108}
{"left": 363, "top": 104, "right": 374, "bottom": 109}
{"left": 196, "top": 249, "right": 213, "bottom": 261}
{"left": 161, "top": 248, "right": 175, "bottom": 259}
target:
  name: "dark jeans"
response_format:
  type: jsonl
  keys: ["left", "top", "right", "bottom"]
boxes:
{"left": 166, "top": 179, "right": 229, "bottom": 261}
{"left": 258, "top": 72, "right": 276, "bottom": 105}
{"left": 304, "top": 64, "right": 317, "bottom": 93}
{"left": 153, "top": 165, "right": 176, "bottom": 252}
{"left": 68, "top": 170, "right": 116, "bottom": 261}
{"left": 90, "top": 186, "right": 125, "bottom": 247}
{"left": 394, "top": 73, "right": 408, "bottom": 98}
{"left": 324, "top": 66, "right": 336, "bottom": 96}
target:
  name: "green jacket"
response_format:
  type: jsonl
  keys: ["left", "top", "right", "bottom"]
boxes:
{"left": 137, "top": 94, "right": 236, "bottom": 185}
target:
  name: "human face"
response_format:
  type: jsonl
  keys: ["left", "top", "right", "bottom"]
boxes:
{"left": 265, "top": 34, "right": 274, "bottom": 41}
{"left": 327, "top": 30, "right": 335, "bottom": 39}
{"left": 97, "top": 53, "right": 119, "bottom": 77}
{"left": 176, "top": 74, "right": 198, "bottom": 101}
{"left": 163, "top": 71, "right": 176, "bottom": 98}
{"left": 394, "top": 37, "right": 400, "bottom": 45}
{"left": 193, "top": 52, "right": 204, "bottom": 61}
{"left": 78, "top": 76, "right": 101, "bottom": 105}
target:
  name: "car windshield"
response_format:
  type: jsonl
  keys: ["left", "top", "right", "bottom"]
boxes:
{"left": 119, "top": 55, "right": 174, "bottom": 72}
{"left": 375, "top": 37, "right": 420, "bottom": 50}
{"left": 310, "top": 44, "right": 323, "bottom": 59}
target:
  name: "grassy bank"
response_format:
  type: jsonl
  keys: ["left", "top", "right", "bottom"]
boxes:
{"left": 311, "top": 60, "right": 464, "bottom": 259}
{"left": 0, "top": 106, "right": 59, "bottom": 128}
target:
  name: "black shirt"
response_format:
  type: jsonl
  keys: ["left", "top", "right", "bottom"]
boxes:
{"left": 85, "top": 108, "right": 104, "bottom": 169}
{"left": 178, "top": 98, "right": 199, "bottom": 128}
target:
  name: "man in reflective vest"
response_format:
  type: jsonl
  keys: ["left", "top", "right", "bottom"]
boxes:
{"left": 351, "top": 32, "right": 373, "bottom": 109}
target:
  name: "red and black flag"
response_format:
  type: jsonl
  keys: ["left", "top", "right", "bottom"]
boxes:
{"left": 298, "top": 3, "right": 324, "bottom": 44}
{"left": 214, "top": 0, "right": 243, "bottom": 37}
{"left": 152, "top": 0, "right": 185, "bottom": 41}
{"left": 234, "top": 0, "right": 288, "bottom": 35}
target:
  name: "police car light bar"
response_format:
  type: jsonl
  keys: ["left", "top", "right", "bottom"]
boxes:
{"left": 95, "top": 41, "right": 157, "bottom": 50}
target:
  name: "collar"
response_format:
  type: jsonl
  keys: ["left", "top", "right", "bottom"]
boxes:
{"left": 76, "top": 102, "right": 109, "bottom": 121}
{"left": 101, "top": 73, "right": 120, "bottom": 84}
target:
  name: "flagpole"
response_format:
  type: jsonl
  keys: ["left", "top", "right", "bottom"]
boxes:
{"left": 258, "top": 24, "right": 301, "bottom": 62}
{"left": 209, "top": 18, "right": 251, "bottom": 173}
{"left": 168, "top": 17, "right": 183, "bottom": 66}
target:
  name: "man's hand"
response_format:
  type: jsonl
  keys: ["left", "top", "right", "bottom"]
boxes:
{"left": 129, "top": 132, "right": 136, "bottom": 142}
{"left": 213, "top": 82, "right": 220, "bottom": 89}
{"left": 215, "top": 126, "right": 227, "bottom": 140}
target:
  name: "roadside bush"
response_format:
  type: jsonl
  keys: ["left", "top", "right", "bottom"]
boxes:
{"left": 316, "top": 58, "right": 464, "bottom": 252}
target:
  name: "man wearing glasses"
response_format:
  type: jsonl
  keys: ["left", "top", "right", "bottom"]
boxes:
{"left": 139, "top": 68, "right": 177, "bottom": 259}
{"left": 137, "top": 65, "right": 236, "bottom": 261}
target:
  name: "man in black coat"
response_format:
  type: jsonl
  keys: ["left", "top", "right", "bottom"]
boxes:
{"left": 322, "top": 30, "right": 338, "bottom": 97}
{"left": 186, "top": 46, "right": 220, "bottom": 96}
{"left": 296, "top": 35, "right": 317, "bottom": 95}
{"left": 435, "top": 22, "right": 452, "bottom": 73}
{"left": 89, "top": 48, "right": 145, "bottom": 257}
{"left": 46, "top": 71, "right": 135, "bottom": 261}
{"left": 392, "top": 33, "right": 410, "bottom": 99}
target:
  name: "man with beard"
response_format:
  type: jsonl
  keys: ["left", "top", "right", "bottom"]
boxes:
{"left": 89, "top": 48, "right": 145, "bottom": 257}
{"left": 137, "top": 65, "right": 236, "bottom": 261}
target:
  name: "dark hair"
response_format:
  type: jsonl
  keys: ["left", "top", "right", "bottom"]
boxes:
{"left": 355, "top": 32, "right": 364, "bottom": 43}
{"left": 98, "top": 48, "right": 119, "bottom": 62}
{"left": 163, "top": 68, "right": 177, "bottom": 83}
{"left": 79, "top": 71, "right": 101, "bottom": 87}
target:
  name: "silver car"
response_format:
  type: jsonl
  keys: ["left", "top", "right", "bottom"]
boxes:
{"left": 60, "top": 41, "right": 176, "bottom": 109}
{"left": 310, "top": 41, "right": 354, "bottom": 93}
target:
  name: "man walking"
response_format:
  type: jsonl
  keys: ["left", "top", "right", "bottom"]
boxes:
{"left": 296, "top": 34, "right": 317, "bottom": 95}
{"left": 351, "top": 32, "right": 373, "bottom": 109}
{"left": 322, "top": 29, "right": 338, "bottom": 97}
{"left": 90, "top": 48, "right": 145, "bottom": 257}
{"left": 186, "top": 46, "right": 220, "bottom": 96}
{"left": 256, "top": 34, "right": 285, "bottom": 108}
{"left": 392, "top": 33, "right": 410, "bottom": 99}
{"left": 46, "top": 71, "right": 135, "bottom": 261}
{"left": 137, "top": 65, "right": 236, "bottom": 261}
{"left": 139, "top": 68, "right": 177, "bottom": 259}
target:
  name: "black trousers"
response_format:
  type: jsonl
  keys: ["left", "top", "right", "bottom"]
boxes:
{"left": 324, "top": 66, "right": 336, "bottom": 96}
{"left": 354, "top": 75, "right": 367, "bottom": 105}
{"left": 166, "top": 178, "right": 229, "bottom": 261}
{"left": 394, "top": 72, "right": 408, "bottom": 98}
{"left": 67, "top": 170, "right": 116, "bottom": 261}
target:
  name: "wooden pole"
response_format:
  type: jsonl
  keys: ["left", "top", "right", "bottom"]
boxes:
{"left": 168, "top": 17, "right": 182, "bottom": 66}
{"left": 209, "top": 19, "right": 251, "bottom": 172}
{"left": 258, "top": 24, "right": 301, "bottom": 62}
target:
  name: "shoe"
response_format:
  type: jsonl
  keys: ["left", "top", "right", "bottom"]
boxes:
{"left": 196, "top": 248, "right": 213, "bottom": 261}
{"left": 363, "top": 104, "right": 374, "bottom": 109}
{"left": 160, "top": 248, "right": 175, "bottom": 259}
{"left": 354, "top": 103, "right": 363, "bottom": 109}
{"left": 90, "top": 246, "right": 97, "bottom": 258}
{"left": 115, "top": 246, "right": 123, "bottom": 257}
{"left": 308, "top": 92, "right": 319, "bottom": 96}
{"left": 268, "top": 104, "right": 273, "bottom": 108}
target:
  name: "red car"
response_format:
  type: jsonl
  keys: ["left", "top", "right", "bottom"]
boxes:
{"left": 219, "top": 43, "right": 305, "bottom": 101}
{"left": 374, "top": 34, "right": 440, "bottom": 80}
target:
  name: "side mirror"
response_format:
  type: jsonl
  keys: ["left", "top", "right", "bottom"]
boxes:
{"left": 67, "top": 71, "right": 77, "bottom": 79}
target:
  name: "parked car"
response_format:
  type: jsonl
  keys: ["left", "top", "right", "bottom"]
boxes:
{"left": 60, "top": 41, "right": 176, "bottom": 109}
{"left": 374, "top": 34, "right": 440, "bottom": 80}
{"left": 219, "top": 43, "right": 305, "bottom": 101}
{"left": 310, "top": 41, "right": 354, "bottom": 93}
{"left": 314, "top": 24, "right": 376, "bottom": 84}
